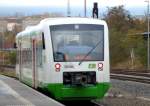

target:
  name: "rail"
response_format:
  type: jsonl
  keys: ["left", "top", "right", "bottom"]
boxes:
{"left": 111, "top": 70, "right": 150, "bottom": 84}
{"left": 0, "top": 65, "right": 15, "bottom": 68}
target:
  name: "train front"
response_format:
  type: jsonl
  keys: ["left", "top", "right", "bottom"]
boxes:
{"left": 47, "top": 20, "right": 110, "bottom": 101}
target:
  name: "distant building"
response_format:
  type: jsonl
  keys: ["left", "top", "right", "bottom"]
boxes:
{"left": 22, "top": 13, "right": 63, "bottom": 30}
{"left": 6, "top": 17, "right": 22, "bottom": 24}
{"left": 141, "top": 32, "right": 150, "bottom": 40}
{"left": 22, "top": 18, "right": 42, "bottom": 30}
{"left": 132, "top": 32, "right": 150, "bottom": 40}
{"left": 134, "top": 15, "right": 146, "bottom": 20}
{"left": 7, "top": 23, "right": 22, "bottom": 31}
{"left": 0, "top": 20, "right": 7, "bottom": 32}
{"left": 0, "top": 17, "right": 22, "bottom": 32}
{"left": 22, "top": 14, "right": 50, "bottom": 30}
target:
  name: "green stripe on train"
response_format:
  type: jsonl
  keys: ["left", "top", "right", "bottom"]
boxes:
{"left": 45, "top": 83, "right": 110, "bottom": 100}
{"left": 20, "top": 76, "right": 110, "bottom": 100}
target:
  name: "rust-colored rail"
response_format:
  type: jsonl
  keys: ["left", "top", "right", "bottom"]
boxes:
{"left": 111, "top": 70, "right": 150, "bottom": 84}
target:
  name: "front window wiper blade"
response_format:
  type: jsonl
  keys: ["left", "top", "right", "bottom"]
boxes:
{"left": 78, "top": 40, "right": 103, "bottom": 65}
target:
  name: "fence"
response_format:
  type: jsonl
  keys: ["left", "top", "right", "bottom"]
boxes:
{"left": 0, "top": 49, "right": 16, "bottom": 66}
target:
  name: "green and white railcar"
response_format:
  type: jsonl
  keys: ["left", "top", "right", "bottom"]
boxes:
{"left": 16, "top": 18, "right": 110, "bottom": 101}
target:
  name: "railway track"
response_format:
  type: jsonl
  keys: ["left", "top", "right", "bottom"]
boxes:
{"left": 111, "top": 69, "right": 150, "bottom": 77}
{"left": 0, "top": 65, "right": 15, "bottom": 72}
{"left": 0, "top": 65, "right": 15, "bottom": 68}
{"left": 111, "top": 69, "right": 150, "bottom": 84}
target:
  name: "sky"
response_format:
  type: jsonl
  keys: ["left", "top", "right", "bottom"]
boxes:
{"left": 0, "top": 0, "right": 147, "bottom": 7}
{"left": 0, "top": 0, "right": 148, "bottom": 16}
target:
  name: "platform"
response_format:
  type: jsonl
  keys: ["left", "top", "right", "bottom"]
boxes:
{"left": 0, "top": 75, "right": 64, "bottom": 106}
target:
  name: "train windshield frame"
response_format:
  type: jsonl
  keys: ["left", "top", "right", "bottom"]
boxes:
{"left": 50, "top": 24, "right": 104, "bottom": 62}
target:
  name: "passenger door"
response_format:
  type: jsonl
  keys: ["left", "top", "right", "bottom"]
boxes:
{"left": 18, "top": 42, "right": 22, "bottom": 80}
{"left": 32, "top": 39, "right": 38, "bottom": 88}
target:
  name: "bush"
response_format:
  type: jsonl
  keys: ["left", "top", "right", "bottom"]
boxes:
{"left": 9, "top": 51, "right": 16, "bottom": 65}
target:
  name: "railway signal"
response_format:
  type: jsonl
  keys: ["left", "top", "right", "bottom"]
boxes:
{"left": 93, "top": 2, "right": 98, "bottom": 18}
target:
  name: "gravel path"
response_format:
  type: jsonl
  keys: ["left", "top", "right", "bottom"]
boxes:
{"left": 96, "top": 79, "right": 150, "bottom": 106}
{"left": 111, "top": 79, "right": 150, "bottom": 98}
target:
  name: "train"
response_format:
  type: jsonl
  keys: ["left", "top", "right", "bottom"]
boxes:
{"left": 15, "top": 17, "right": 110, "bottom": 101}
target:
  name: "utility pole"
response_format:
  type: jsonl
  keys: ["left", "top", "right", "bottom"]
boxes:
{"left": 67, "top": 0, "right": 71, "bottom": 17}
{"left": 148, "top": 0, "right": 150, "bottom": 70}
{"left": 84, "top": 0, "right": 86, "bottom": 17}
{"left": 145, "top": 0, "right": 150, "bottom": 70}
{"left": 2, "top": 27, "right": 4, "bottom": 65}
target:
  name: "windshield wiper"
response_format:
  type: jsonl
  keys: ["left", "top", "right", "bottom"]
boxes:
{"left": 78, "top": 40, "right": 103, "bottom": 65}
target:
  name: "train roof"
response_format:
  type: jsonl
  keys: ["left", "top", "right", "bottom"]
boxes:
{"left": 16, "top": 17, "right": 107, "bottom": 39}
{"left": 39, "top": 17, "right": 107, "bottom": 25}
{"left": 16, "top": 25, "right": 41, "bottom": 38}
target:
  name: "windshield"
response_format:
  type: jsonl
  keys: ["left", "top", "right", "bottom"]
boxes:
{"left": 50, "top": 24, "right": 104, "bottom": 62}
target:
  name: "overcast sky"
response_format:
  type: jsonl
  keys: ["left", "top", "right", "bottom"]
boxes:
{"left": 0, "top": 0, "right": 148, "bottom": 7}
{"left": 0, "top": 0, "right": 148, "bottom": 16}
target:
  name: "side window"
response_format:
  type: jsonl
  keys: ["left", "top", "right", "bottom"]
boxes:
{"left": 42, "top": 32, "right": 45, "bottom": 49}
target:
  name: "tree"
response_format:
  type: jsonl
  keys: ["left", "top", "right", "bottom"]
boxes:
{"left": 104, "top": 6, "right": 146, "bottom": 69}
{"left": 9, "top": 51, "right": 16, "bottom": 65}
{"left": 104, "top": 6, "right": 131, "bottom": 66}
{"left": 105, "top": 5, "right": 133, "bottom": 32}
